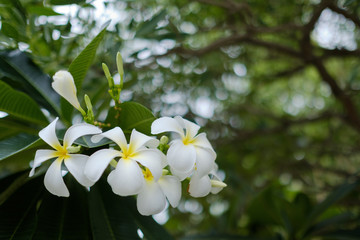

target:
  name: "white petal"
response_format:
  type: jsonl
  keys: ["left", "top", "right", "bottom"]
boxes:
{"left": 107, "top": 158, "right": 144, "bottom": 196}
{"left": 170, "top": 166, "right": 193, "bottom": 181}
{"left": 39, "top": 117, "right": 62, "bottom": 150}
{"left": 91, "top": 127, "right": 127, "bottom": 150}
{"left": 84, "top": 149, "right": 120, "bottom": 182}
{"left": 195, "top": 147, "right": 216, "bottom": 178}
{"left": 174, "top": 116, "right": 200, "bottom": 139}
{"left": 64, "top": 154, "right": 95, "bottom": 187}
{"left": 167, "top": 140, "right": 196, "bottom": 173}
{"left": 131, "top": 149, "right": 163, "bottom": 180}
{"left": 193, "top": 133, "right": 216, "bottom": 155}
{"left": 63, "top": 123, "right": 101, "bottom": 147}
{"left": 188, "top": 174, "right": 211, "bottom": 198}
{"left": 158, "top": 175, "right": 181, "bottom": 208}
{"left": 129, "top": 129, "right": 159, "bottom": 152}
{"left": 30, "top": 149, "right": 57, "bottom": 177}
{"left": 137, "top": 180, "right": 166, "bottom": 216}
{"left": 52, "top": 70, "right": 82, "bottom": 111}
{"left": 44, "top": 159, "right": 69, "bottom": 197}
{"left": 151, "top": 117, "right": 184, "bottom": 136}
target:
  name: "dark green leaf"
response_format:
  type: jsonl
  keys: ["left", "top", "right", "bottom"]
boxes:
{"left": 33, "top": 176, "right": 90, "bottom": 240}
{"left": 0, "top": 133, "right": 40, "bottom": 161}
{"left": 88, "top": 179, "right": 140, "bottom": 240}
{"left": 106, "top": 102, "right": 156, "bottom": 135}
{"left": 48, "top": 0, "right": 86, "bottom": 5}
{"left": 300, "top": 179, "right": 360, "bottom": 235}
{"left": 0, "top": 81, "right": 48, "bottom": 125}
{"left": 0, "top": 51, "right": 60, "bottom": 116}
{"left": 135, "top": 10, "right": 167, "bottom": 37}
{"left": 0, "top": 175, "right": 43, "bottom": 239}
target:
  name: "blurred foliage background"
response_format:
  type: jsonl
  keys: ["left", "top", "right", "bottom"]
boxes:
{"left": 1, "top": 0, "right": 360, "bottom": 239}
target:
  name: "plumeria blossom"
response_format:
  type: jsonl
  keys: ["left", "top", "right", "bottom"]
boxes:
{"left": 85, "top": 127, "right": 165, "bottom": 196}
{"left": 29, "top": 117, "right": 102, "bottom": 197}
{"left": 151, "top": 116, "right": 216, "bottom": 179}
{"left": 188, "top": 169, "right": 227, "bottom": 197}
{"left": 137, "top": 168, "right": 181, "bottom": 216}
{"left": 52, "top": 70, "right": 84, "bottom": 114}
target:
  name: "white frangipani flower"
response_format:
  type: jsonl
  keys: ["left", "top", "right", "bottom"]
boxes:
{"left": 84, "top": 127, "right": 164, "bottom": 196}
{"left": 29, "top": 118, "right": 102, "bottom": 197}
{"left": 188, "top": 169, "right": 227, "bottom": 197}
{"left": 151, "top": 116, "right": 216, "bottom": 179}
{"left": 52, "top": 70, "right": 84, "bottom": 113}
{"left": 137, "top": 169, "right": 181, "bottom": 216}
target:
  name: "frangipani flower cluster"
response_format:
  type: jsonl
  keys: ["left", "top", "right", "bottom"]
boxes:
{"left": 29, "top": 65, "right": 226, "bottom": 216}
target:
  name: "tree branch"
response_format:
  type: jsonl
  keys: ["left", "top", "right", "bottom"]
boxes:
{"left": 312, "top": 58, "right": 360, "bottom": 132}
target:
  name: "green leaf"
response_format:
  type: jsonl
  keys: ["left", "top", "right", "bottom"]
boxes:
{"left": 0, "top": 80, "right": 48, "bottom": 125}
{"left": 32, "top": 177, "right": 90, "bottom": 240}
{"left": 300, "top": 179, "right": 360, "bottom": 236}
{"left": 48, "top": 0, "right": 86, "bottom": 5}
{"left": 73, "top": 135, "right": 113, "bottom": 148}
{"left": 135, "top": 10, "right": 167, "bottom": 38}
{"left": 61, "top": 21, "right": 109, "bottom": 122}
{"left": 106, "top": 102, "right": 156, "bottom": 135}
{"left": 27, "top": 6, "right": 62, "bottom": 16}
{"left": 0, "top": 175, "right": 43, "bottom": 239}
{"left": 1, "top": 22, "right": 28, "bottom": 42}
{"left": 0, "top": 51, "right": 60, "bottom": 116}
{"left": 88, "top": 179, "right": 140, "bottom": 240}
{"left": 0, "top": 133, "right": 40, "bottom": 161}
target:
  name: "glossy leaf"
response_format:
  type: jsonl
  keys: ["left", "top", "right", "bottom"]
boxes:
{"left": 0, "top": 133, "right": 40, "bottom": 161}
{"left": 106, "top": 102, "right": 156, "bottom": 135}
{"left": 0, "top": 81, "right": 48, "bottom": 125}
{"left": 0, "top": 51, "right": 60, "bottom": 116}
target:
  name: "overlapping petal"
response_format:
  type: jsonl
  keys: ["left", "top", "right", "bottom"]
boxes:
{"left": 44, "top": 159, "right": 69, "bottom": 197}
{"left": 195, "top": 147, "right": 216, "bottom": 178}
{"left": 52, "top": 70, "right": 82, "bottom": 111}
{"left": 107, "top": 158, "right": 144, "bottom": 196}
{"left": 63, "top": 123, "right": 101, "bottom": 147}
{"left": 151, "top": 117, "right": 184, "bottom": 136}
{"left": 39, "top": 117, "right": 62, "bottom": 150}
{"left": 174, "top": 116, "right": 200, "bottom": 139}
{"left": 188, "top": 174, "right": 211, "bottom": 198}
{"left": 85, "top": 149, "right": 121, "bottom": 182}
{"left": 131, "top": 149, "right": 164, "bottom": 180}
{"left": 64, "top": 154, "right": 94, "bottom": 187}
{"left": 167, "top": 140, "right": 196, "bottom": 173}
{"left": 30, "top": 149, "right": 57, "bottom": 177}
{"left": 193, "top": 133, "right": 216, "bottom": 154}
{"left": 91, "top": 127, "right": 127, "bottom": 150}
{"left": 137, "top": 180, "right": 166, "bottom": 216}
{"left": 158, "top": 175, "right": 181, "bottom": 207}
{"left": 129, "top": 129, "right": 159, "bottom": 152}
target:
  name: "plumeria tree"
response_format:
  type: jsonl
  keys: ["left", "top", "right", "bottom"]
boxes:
{"left": 0, "top": 22, "right": 225, "bottom": 237}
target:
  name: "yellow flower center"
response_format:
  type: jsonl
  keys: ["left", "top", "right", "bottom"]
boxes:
{"left": 182, "top": 135, "right": 195, "bottom": 145}
{"left": 142, "top": 168, "right": 154, "bottom": 181}
{"left": 54, "top": 147, "right": 70, "bottom": 159}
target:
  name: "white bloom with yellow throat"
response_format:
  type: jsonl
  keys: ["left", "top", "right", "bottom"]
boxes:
{"left": 151, "top": 116, "right": 216, "bottom": 179}
{"left": 29, "top": 117, "right": 102, "bottom": 197}
{"left": 84, "top": 127, "right": 164, "bottom": 196}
